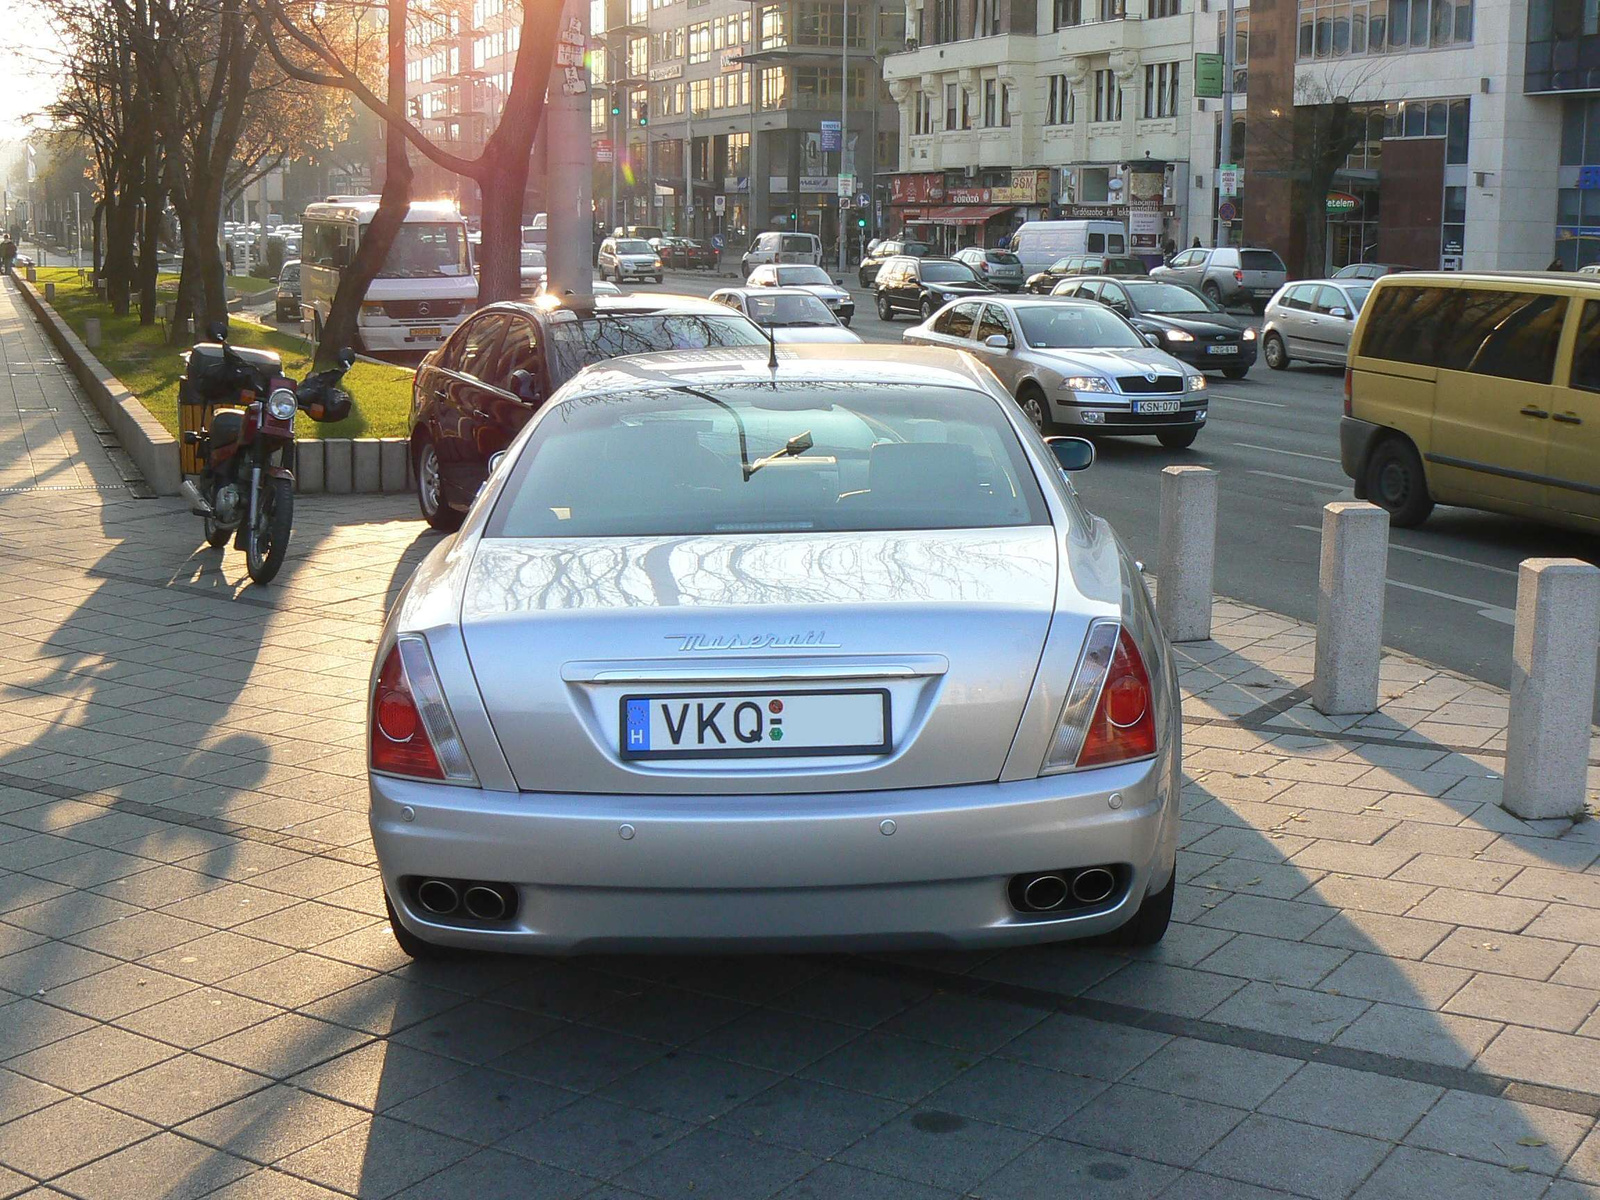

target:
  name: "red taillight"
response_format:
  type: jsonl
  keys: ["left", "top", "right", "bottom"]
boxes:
{"left": 1343, "top": 367, "right": 1353, "bottom": 416}
{"left": 371, "top": 644, "right": 444, "bottom": 779}
{"left": 1077, "top": 629, "right": 1157, "bottom": 768}
{"left": 1233, "top": 269, "right": 1244, "bottom": 282}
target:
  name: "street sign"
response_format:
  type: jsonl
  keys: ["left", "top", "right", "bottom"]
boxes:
{"left": 1218, "top": 200, "right": 1239, "bottom": 222}
{"left": 1194, "top": 53, "right": 1224, "bottom": 99}
{"left": 837, "top": 173, "right": 854, "bottom": 199}
{"left": 1218, "top": 165, "right": 1241, "bottom": 198}
{"left": 1326, "top": 191, "right": 1361, "bottom": 214}
{"left": 712, "top": 233, "right": 725, "bottom": 249}
{"left": 595, "top": 139, "right": 614, "bottom": 163}
{"left": 820, "top": 121, "right": 841, "bottom": 152}
{"left": 713, "top": 194, "right": 726, "bottom": 214}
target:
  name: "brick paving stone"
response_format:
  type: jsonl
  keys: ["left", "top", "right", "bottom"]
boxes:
{"left": 115, "top": 986, "right": 283, "bottom": 1049}
{"left": 1443, "top": 972, "right": 1600, "bottom": 1032}
{"left": 1204, "top": 980, "right": 1369, "bottom": 1043}
{"left": 289, "top": 1040, "right": 470, "bottom": 1113}
{"left": 1124, "top": 1038, "right": 1301, "bottom": 1108}
{"left": 917, "top": 1059, "right": 1106, "bottom": 1136}
{"left": 496, "top": 1096, "right": 692, "bottom": 1177}
{"left": 1194, "top": 894, "right": 1336, "bottom": 941}
{"left": 1287, "top": 841, "right": 1418, "bottom": 879}
{"left": 837, "top": 1109, "right": 1039, "bottom": 1191}
{"left": 714, "top": 1077, "right": 905, "bottom": 1156}
{"left": 1475, "top": 1026, "right": 1600, "bottom": 1094}
{"left": 4, "top": 1023, "right": 176, "bottom": 1093}
{"left": 875, "top": 992, "right": 1045, "bottom": 1054}
{"left": 1195, "top": 932, "right": 1349, "bottom": 988}
{"left": 1425, "top": 928, "right": 1575, "bottom": 980}
{"left": 1083, "top": 960, "right": 1248, "bottom": 1018}
{"left": 1555, "top": 947, "right": 1600, "bottom": 991}
{"left": 0, "top": 1096, "right": 158, "bottom": 1179}
{"left": 274, "top": 1114, "right": 476, "bottom": 1198}
{"left": 1299, "top": 875, "right": 1433, "bottom": 916}
{"left": 87, "top": 1052, "right": 270, "bottom": 1126}
{"left": 1257, "top": 1061, "right": 1440, "bottom": 1141}
{"left": 1055, "top": 1083, "right": 1247, "bottom": 1167}
{"left": 0, "top": 1068, "right": 71, "bottom": 1125}
{"left": 1350, "top": 1145, "right": 1548, "bottom": 1200}
{"left": 52, "top": 1130, "right": 255, "bottom": 1200}
{"left": 1333, "top": 1002, "right": 1502, "bottom": 1068}
{"left": 977, "top": 1137, "right": 1180, "bottom": 1199}
{"left": 997, "top": 1013, "right": 1170, "bottom": 1080}
{"left": 1315, "top": 952, "right": 1473, "bottom": 1009}
{"left": 1403, "top": 1090, "right": 1592, "bottom": 1175}
{"left": 1195, "top": 1114, "right": 1390, "bottom": 1200}
{"left": 1391, "top": 853, "right": 1522, "bottom": 893}
{"left": 1407, "top": 888, "right": 1548, "bottom": 933}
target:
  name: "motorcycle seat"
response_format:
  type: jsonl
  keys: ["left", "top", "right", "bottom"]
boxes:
{"left": 208, "top": 408, "right": 247, "bottom": 450}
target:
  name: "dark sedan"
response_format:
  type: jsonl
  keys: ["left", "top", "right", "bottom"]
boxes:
{"left": 1054, "top": 277, "right": 1257, "bottom": 378}
{"left": 408, "top": 295, "right": 768, "bottom": 530}
{"left": 1025, "top": 254, "right": 1148, "bottom": 294}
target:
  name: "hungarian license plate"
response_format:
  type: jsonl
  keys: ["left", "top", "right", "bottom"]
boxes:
{"left": 1207, "top": 344, "right": 1239, "bottom": 355}
{"left": 620, "top": 689, "right": 890, "bottom": 759}
{"left": 1135, "top": 399, "right": 1181, "bottom": 415}
{"left": 410, "top": 327, "right": 441, "bottom": 340}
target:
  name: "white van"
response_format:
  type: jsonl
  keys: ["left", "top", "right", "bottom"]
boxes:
{"left": 300, "top": 197, "right": 477, "bottom": 353}
{"left": 741, "top": 231, "right": 824, "bottom": 275}
{"left": 1010, "top": 220, "right": 1130, "bottom": 276}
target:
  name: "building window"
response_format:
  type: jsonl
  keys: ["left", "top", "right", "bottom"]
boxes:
{"left": 914, "top": 91, "right": 934, "bottom": 134}
{"left": 1093, "top": 70, "right": 1122, "bottom": 122}
{"left": 1298, "top": 0, "right": 1472, "bottom": 59}
{"left": 963, "top": 86, "right": 974, "bottom": 128}
{"left": 690, "top": 77, "right": 710, "bottom": 114}
{"left": 1144, "top": 61, "right": 1179, "bottom": 117}
{"left": 932, "top": 0, "right": 960, "bottom": 43}
{"left": 976, "top": 0, "right": 1003, "bottom": 35}
{"left": 727, "top": 130, "right": 750, "bottom": 175}
{"left": 760, "top": 66, "right": 788, "bottom": 109}
{"left": 1218, "top": 11, "right": 1250, "bottom": 91}
{"left": 1046, "top": 75, "right": 1076, "bottom": 124}
{"left": 1054, "top": 0, "right": 1082, "bottom": 25}
{"left": 688, "top": 21, "right": 711, "bottom": 63}
{"left": 984, "top": 78, "right": 998, "bottom": 125}
{"left": 1382, "top": 97, "right": 1470, "bottom": 164}
{"left": 760, "top": 3, "right": 788, "bottom": 48}
{"left": 1149, "top": 0, "right": 1180, "bottom": 15}
{"left": 714, "top": 71, "right": 750, "bottom": 108}
{"left": 945, "top": 82, "right": 958, "bottom": 129}
{"left": 1099, "top": 0, "right": 1126, "bottom": 19}
{"left": 1002, "top": 83, "right": 1012, "bottom": 126}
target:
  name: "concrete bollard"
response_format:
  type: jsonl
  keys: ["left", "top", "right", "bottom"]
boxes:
{"left": 352, "top": 439, "right": 382, "bottom": 492}
{"left": 84, "top": 318, "right": 101, "bottom": 350}
{"left": 24, "top": 266, "right": 35, "bottom": 282}
{"left": 1156, "top": 465, "right": 1218, "bottom": 642}
{"left": 43, "top": 281, "right": 54, "bottom": 301}
{"left": 1312, "top": 501, "right": 1389, "bottom": 715}
{"left": 380, "top": 439, "right": 409, "bottom": 493}
{"left": 323, "top": 438, "right": 353, "bottom": 494}
{"left": 296, "top": 438, "right": 324, "bottom": 494}
{"left": 1504, "top": 559, "right": 1600, "bottom": 819}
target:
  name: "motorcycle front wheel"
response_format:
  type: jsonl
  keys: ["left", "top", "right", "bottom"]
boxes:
{"left": 245, "top": 477, "right": 294, "bottom": 584}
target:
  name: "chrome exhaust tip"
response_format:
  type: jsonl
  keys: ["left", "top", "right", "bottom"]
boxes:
{"left": 1021, "top": 874, "right": 1070, "bottom": 912}
{"left": 180, "top": 479, "right": 214, "bottom": 517}
{"left": 1071, "top": 867, "right": 1117, "bottom": 905}
{"left": 415, "top": 879, "right": 460, "bottom": 915}
{"left": 462, "top": 885, "right": 509, "bottom": 922}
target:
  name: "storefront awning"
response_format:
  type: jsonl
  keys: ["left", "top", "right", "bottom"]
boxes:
{"left": 911, "top": 205, "right": 1015, "bottom": 225}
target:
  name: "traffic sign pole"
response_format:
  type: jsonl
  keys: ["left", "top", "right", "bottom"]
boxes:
{"left": 1216, "top": 0, "right": 1237, "bottom": 250}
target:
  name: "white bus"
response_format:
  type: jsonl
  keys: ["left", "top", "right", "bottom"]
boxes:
{"left": 300, "top": 198, "right": 477, "bottom": 354}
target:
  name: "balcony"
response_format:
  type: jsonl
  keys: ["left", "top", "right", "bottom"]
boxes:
{"left": 885, "top": 34, "right": 1030, "bottom": 81}
{"left": 1054, "top": 12, "right": 1141, "bottom": 55}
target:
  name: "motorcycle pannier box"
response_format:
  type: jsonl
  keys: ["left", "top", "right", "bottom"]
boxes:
{"left": 179, "top": 343, "right": 285, "bottom": 475}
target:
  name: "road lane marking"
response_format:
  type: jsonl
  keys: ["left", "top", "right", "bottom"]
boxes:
{"left": 1386, "top": 579, "right": 1515, "bottom": 625}
{"left": 1212, "top": 394, "right": 1286, "bottom": 407}
{"left": 1249, "top": 470, "right": 1347, "bottom": 490}
{"left": 1233, "top": 442, "right": 1342, "bottom": 464}
{"left": 1291, "top": 525, "right": 1520, "bottom": 577}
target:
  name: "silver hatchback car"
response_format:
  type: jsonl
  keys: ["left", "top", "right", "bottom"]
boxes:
{"left": 369, "top": 345, "right": 1180, "bottom": 957}
{"left": 1260, "top": 279, "right": 1373, "bottom": 370}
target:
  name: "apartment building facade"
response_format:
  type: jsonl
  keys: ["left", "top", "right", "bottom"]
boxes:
{"left": 590, "top": 0, "right": 903, "bottom": 246}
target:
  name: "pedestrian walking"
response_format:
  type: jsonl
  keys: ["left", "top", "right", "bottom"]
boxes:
{"left": 0, "top": 237, "right": 15, "bottom": 274}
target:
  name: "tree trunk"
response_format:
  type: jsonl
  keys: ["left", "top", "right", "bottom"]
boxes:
{"left": 92, "top": 199, "right": 104, "bottom": 282}
{"left": 104, "top": 191, "right": 139, "bottom": 315}
{"left": 137, "top": 154, "right": 165, "bottom": 326}
{"left": 477, "top": 163, "right": 525, "bottom": 304}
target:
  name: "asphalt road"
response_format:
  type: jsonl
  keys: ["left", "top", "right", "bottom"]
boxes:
{"left": 255, "top": 270, "right": 1600, "bottom": 705}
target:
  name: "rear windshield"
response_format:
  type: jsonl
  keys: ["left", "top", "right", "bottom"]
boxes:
{"left": 1241, "top": 250, "right": 1287, "bottom": 272}
{"left": 986, "top": 251, "right": 1021, "bottom": 265}
{"left": 745, "top": 293, "right": 836, "bottom": 326}
{"left": 489, "top": 384, "right": 1049, "bottom": 538}
{"left": 780, "top": 235, "right": 816, "bottom": 253}
{"left": 1104, "top": 257, "right": 1148, "bottom": 275}
{"left": 615, "top": 239, "right": 653, "bottom": 254}
{"left": 921, "top": 261, "right": 981, "bottom": 283}
{"left": 902, "top": 241, "right": 932, "bottom": 256}
{"left": 1124, "top": 282, "right": 1218, "bottom": 314}
{"left": 547, "top": 312, "right": 768, "bottom": 386}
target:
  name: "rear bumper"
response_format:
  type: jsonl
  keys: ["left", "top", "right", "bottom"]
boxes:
{"left": 370, "top": 757, "right": 1177, "bottom": 954}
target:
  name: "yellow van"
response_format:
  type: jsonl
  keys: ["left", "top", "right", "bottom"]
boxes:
{"left": 1341, "top": 272, "right": 1600, "bottom": 529}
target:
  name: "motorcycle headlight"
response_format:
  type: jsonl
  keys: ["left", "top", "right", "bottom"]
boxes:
{"left": 1243, "top": 327, "right": 1258, "bottom": 340}
{"left": 1165, "top": 328, "right": 1195, "bottom": 343}
{"left": 1187, "top": 374, "right": 1208, "bottom": 391}
{"left": 267, "top": 388, "right": 297, "bottom": 420}
{"left": 1063, "top": 376, "right": 1114, "bottom": 393}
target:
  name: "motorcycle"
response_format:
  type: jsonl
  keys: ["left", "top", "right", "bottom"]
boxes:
{"left": 177, "top": 320, "right": 355, "bottom": 585}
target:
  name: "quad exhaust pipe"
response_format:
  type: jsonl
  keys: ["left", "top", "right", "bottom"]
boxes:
{"left": 416, "top": 879, "right": 460, "bottom": 915}
{"left": 462, "top": 885, "right": 509, "bottom": 921}
{"left": 1010, "top": 865, "right": 1123, "bottom": 913}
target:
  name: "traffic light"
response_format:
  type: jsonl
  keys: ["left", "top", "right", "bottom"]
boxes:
{"left": 856, "top": 216, "right": 866, "bottom": 228}
{"left": 408, "top": 97, "right": 423, "bottom": 119}
{"left": 610, "top": 91, "right": 622, "bottom": 117}
{"left": 636, "top": 102, "right": 648, "bottom": 126}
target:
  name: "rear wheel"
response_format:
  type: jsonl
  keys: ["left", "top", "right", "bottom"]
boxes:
{"left": 414, "top": 438, "right": 463, "bottom": 532}
{"left": 876, "top": 294, "right": 894, "bottom": 321}
{"left": 244, "top": 477, "right": 293, "bottom": 585}
{"left": 386, "top": 892, "right": 452, "bottom": 959}
{"left": 1364, "top": 435, "right": 1434, "bottom": 527}
{"left": 1201, "top": 282, "right": 1223, "bottom": 306}
{"left": 1098, "top": 872, "right": 1174, "bottom": 946}
{"left": 1263, "top": 332, "right": 1289, "bottom": 370}
{"left": 1158, "top": 428, "right": 1199, "bottom": 450}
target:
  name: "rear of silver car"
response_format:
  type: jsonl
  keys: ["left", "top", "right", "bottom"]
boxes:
{"left": 368, "top": 363, "right": 1180, "bottom": 954}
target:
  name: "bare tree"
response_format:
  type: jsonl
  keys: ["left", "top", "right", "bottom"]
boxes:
{"left": 252, "top": 0, "right": 565, "bottom": 305}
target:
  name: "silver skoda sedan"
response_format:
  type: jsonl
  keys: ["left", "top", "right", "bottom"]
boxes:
{"left": 368, "top": 344, "right": 1181, "bottom": 957}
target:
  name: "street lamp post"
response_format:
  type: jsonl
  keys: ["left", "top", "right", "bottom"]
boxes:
{"left": 1215, "top": 0, "right": 1236, "bottom": 250}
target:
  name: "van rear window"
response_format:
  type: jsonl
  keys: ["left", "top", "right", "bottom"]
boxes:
{"left": 781, "top": 235, "right": 815, "bottom": 253}
{"left": 1241, "top": 251, "right": 1286, "bottom": 272}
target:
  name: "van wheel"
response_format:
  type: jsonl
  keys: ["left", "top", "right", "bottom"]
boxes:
{"left": 876, "top": 294, "right": 894, "bottom": 321}
{"left": 1364, "top": 436, "right": 1434, "bottom": 527}
{"left": 1264, "top": 332, "right": 1289, "bottom": 370}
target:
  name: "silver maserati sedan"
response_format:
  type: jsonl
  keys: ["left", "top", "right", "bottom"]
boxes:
{"left": 368, "top": 344, "right": 1181, "bottom": 957}
{"left": 904, "top": 295, "right": 1209, "bottom": 449}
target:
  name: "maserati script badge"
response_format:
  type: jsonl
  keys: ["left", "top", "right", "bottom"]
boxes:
{"left": 666, "top": 632, "right": 841, "bottom": 652}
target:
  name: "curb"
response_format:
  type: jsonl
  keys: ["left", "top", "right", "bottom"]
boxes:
{"left": 14, "top": 276, "right": 184, "bottom": 497}
{"left": 13, "top": 276, "right": 413, "bottom": 498}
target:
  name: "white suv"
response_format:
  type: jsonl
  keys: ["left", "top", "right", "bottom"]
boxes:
{"left": 598, "top": 237, "right": 663, "bottom": 284}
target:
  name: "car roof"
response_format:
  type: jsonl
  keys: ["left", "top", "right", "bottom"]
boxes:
{"left": 712, "top": 286, "right": 827, "bottom": 297}
{"left": 487, "top": 294, "right": 732, "bottom": 319}
{"left": 972, "top": 294, "right": 1100, "bottom": 308}
{"left": 1368, "top": 271, "right": 1600, "bottom": 286}
{"left": 554, "top": 343, "right": 1006, "bottom": 397}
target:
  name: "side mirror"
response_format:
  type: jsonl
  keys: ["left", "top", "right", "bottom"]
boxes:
{"left": 1046, "top": 436, "right": 1096, "bottom": 472}
{"left": 487, "top": 450, "right": 507, "bottom": 475}
{"left": 337, "top": 347, "right": 356, "bottom": 368}
{"left": 1145, "top": 332, "right": 1164, "bottom": 348}
{"left": 833, "top": 278, "right": 843, "bottom": 286}
{"left": 509, "top": 368, "right": 542, "bottom": 401}
{"left": 208, "top": 319, "right": 229, "bottom": 341}
{"left": 984, "top": 333, "right": 1011, "bottom": 349}
{"left": 1330, "top": 306, "right": 1350, "bottom": 319}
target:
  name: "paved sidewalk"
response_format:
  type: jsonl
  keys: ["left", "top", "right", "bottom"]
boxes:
{"left": 0, "top": 271, "right": 1598, "bottom": 1199}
